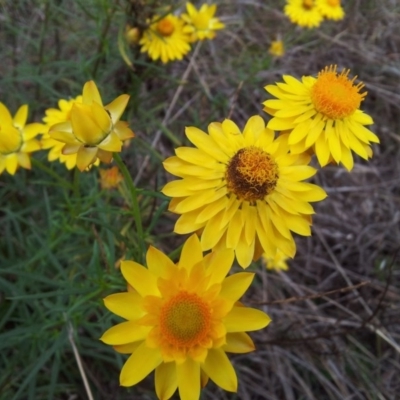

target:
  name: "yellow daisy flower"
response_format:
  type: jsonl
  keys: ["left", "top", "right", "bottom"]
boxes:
{"left": 101, "top": 234, "right": 271, "bottom": 400}
{"left": 99, "top": 166, "right": 123, "bottom": 189}
{"left": 161, "top": 116, "right": 327, "bottom": 269}
{"left": 182, "top": 2, "right": 225, "bottom": 41}
{"left": 269, "top": 40, "right": 285, "bottom": 57}
{"left": 263, "top": 65, "right": 379, "bottom": 171}
{"left": 0, "top": 103, "right": 42, "bottom": 175}
{"left": 262, "top": 250, "right": 289, "bottom": 271}
{"left": 139, "top": 14, "right": 191, "bottom": 64}
{"left": 49, "top": 81, "right": 134, "bottom": 171}
{"left": 316, "top": 0, "right": 345, "bottom": 20}
{"left": 284, "top": 0, "right": 323, "bottom": 29}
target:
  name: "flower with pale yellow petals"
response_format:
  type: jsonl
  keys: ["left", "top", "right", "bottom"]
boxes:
{"left": 99, "top": 166, "right": 123, "bottom": 189}
{"left": 0, "top": 103, "right": 42, "bottom": 175}
{"left": 263, "top": 65, "right": 379, "bottom": 171}
{"left": 182, "top": 2, "right": 225, "bottom": 41}
{"left": 269, "top": 40, "right": 285, "bottom": 57}
{"left": 316, "top": 0, "right": 344, "bottom": 20}
{"left": 139, "top": 14, "right": 191, "bottom": 64}
{"left": 284, "top": 0, "right": 323, "bottom": 29}
{"left": 100, "top": 234, "right": 271, "bottom": 400}
{"left": 263, "top": 250, "right": 289, "bottom": 271}
{"left": 161, "top": 116, "right": 327, "bottom": 269}
{"left": 49, "top": 81, "right": 134, "bottom": 171}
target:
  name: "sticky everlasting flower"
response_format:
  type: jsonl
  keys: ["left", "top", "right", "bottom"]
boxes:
{"left": 100, "top": 235, "right": 271, "bottom": 400}
{"left": 284, "top": 0, "right": 323, "bottom": 29}
{"left": 182, "top": 2, "right": 225, "bottom": 41}
{"left": 161, "top": 116, "right": 327, "bottom": 268}
{"left": 49, "top": 81, "right": 134, "bottom": 171}
{"left": 316, "top": 0, "right": 345, "bottom": 20}
{"left": 140, "top": 14, "right": 191, "bottom": 64}
{"left": 0, "top": 103, "right": 42, "bottom": 175}
{"left": 99, "top": 166, "right": 123, "bottom": 189}
{"left": 41, "top": 96, "right": 100, "bottom": 170}
{"left": 263, "top": 65, "right": 379, "bottom": 170}
{"left": 263, "top": 250, "right": 289, "bottom": 271}
{"left": 269, "top": 40, "right": 285, "bottom": 57}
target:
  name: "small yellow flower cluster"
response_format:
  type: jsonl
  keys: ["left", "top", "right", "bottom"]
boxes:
{"left": 284, "top": 0, "right": 345, "bottom": 29}
{"left": 132, "top": 3, "right": 225, "bottom": 64}
{"left": 0, "top": 81, "right": 134, "bottom": 176}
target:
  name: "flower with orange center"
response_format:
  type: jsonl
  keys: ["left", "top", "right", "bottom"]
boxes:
{"left": 99, "top": 166, "right": 123, "bottom": 189}
{"left": 100, "top": 234, "right": 271, "bottom": 400}
{"left": 284, "top": 0, "right": 323, "bottom": 28}
{"left": 0, "top": 103, "right": 42, "bottom": 175}
{"left": 49, "top": 81, "right": 134, "bottom": 171}
{"left": 182, "top": 2, "right": 225, "bottom": 42}
{"left": 316, "top": 0, "right": 345, "bottom": 20}
{"left": 161, "top": 116, "right": 327, "bottom": 268}
{"left": 139, "top": 14, "right": 191, "bottom": 64}
{"left": 263, "top": 66, "right": 379, "bottom": 170}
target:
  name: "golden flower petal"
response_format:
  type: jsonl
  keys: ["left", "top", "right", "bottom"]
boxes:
{"left": 121, "top": 260, "right": 161, "bottom": 297}
{"left": 105, "top": 94, "right": 130, "bottom": 124}
{"left": 13, "top": 105, "right": 28, "bottom": 129}
{"left": 202, "top": 348, "right": 237, "bottom": 392}
{"left": 155, "top": 362, "right": 178, "bottom": 400}
{"left": 222, "top": 332, "right": 255, "bottom": 353}
{"left": 224, "top": 307, "right": 272, "bottom": 332}
{"left": 82, "top": 80, "right": 103, "bottom": 106}
{"left": 120, "top": 343, "right": 162, "bottom": 387}
{"left": 177, "top": 358, "right": 200, "bottom": 400}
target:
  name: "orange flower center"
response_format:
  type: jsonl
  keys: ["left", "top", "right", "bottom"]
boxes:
{"left": 310, "top": 65, "right": 366, "bottom": 120}
{"left": 159, "top": 291, "right": 211, "bottom": 348}
{"left": 302, "top": 0, "right": 314, "bottom": 9}
{"left": 226, "top": 146, "right": 279, "bottom": 202}
{"left": 157, "top": 18, "right": 175, "bottom": 37}
{"left": 0, "top": 125, "right": 23, "bottom": 155}
{"left": 327, "top": 0, "right": 340, "bottom": 6}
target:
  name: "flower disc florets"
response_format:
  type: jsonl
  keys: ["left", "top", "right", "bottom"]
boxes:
{"left": 226, "top": 147, "right": 279, "bottom": 202}
{"left": 311, "top": 65, "right": 365, "bottom": 120}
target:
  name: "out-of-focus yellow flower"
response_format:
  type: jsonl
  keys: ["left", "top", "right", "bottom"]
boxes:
{"left": 139, "top": 14, "right": 191, "bottom": 64}
{"left": 125, "top": 25, "right": 141, "bottom": 45}
{"left": 316, "top": 0, "right": 344, "bottom": 20}
{"left": 263, "top": 250, "right": 289, "bottom": 271}
{"left": 100, "top": 234, "right": 271, "bottom": 400}
{"left": 284, "top": 0, "right": 323, "bottom": 29}
{"left": 182, "top": 2, "right": 225, "bottom": 41}
{"left": 99, "top": 166, "right": 123, "bottom": 189}
{"left": 269, "top": 40, "right": 285, "bottom": 57}
{"left": 49, "top": 81, "right": 134, "bottom": 171}
{"left": 263, "top": 65, "right": 379, "bottom": 171}
{"left": 0, "top": 103, "right": 42, "bottom": 175}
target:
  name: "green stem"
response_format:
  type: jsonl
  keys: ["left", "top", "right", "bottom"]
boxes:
{"left": 113, "top": 153, "right": 145, "bottom": 263}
